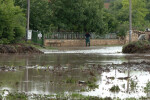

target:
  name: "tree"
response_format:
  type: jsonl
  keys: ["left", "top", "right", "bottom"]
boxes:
{"left": 145, "top": 0, "right": 150, "bottom": 27}
{"left": 50, "top": 0, "right": 104, "bottom": 34}
{"left": 108, "top": 0, "right": 148, "bottom": 36}
{"left": 14, "top": 0, "right": 52, "bottom": 33}
{"left": 103, "top": 9, "right": 118, "bottom": 33}
{"left": 15, "top": 0, "right": 107, "bottom": 35}
{"left": 0, "top": 0, "right": 26, "bottom": 44}
{"left": 110, "top": 0, "right": 148, "bottom": 28}
{"left": 121, "top": 0, "right": 148, "bottom": 30}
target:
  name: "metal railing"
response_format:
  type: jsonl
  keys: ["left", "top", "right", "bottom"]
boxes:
{"left": 44, "top": 32, "right": 117, "bottom": 39}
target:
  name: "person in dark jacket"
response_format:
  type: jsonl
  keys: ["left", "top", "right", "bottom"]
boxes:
{"left": 85, "top": 32, "right": 91, "bottom": 46}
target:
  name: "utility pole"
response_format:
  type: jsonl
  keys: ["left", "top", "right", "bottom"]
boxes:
{"left": 26, "top": 0, "right": 30, "bottom": 41}
{"left": 129, "top": 0, "right": 132, "bottom": 43}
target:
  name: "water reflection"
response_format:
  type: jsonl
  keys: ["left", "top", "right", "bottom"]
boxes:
{"left": 18, "top": 68, "right": 92, "bottom": 94}
{"left": 0, "top": 46, "right": 150, "bottom": 67}
{"left": 0, "top": 46, "right": 150, "bottom": 99}
{"left": 82, "top": 68, "right": 150, "bottom": 99}
{"left": 0, "top": 54, "right": 127, "bottom": 66}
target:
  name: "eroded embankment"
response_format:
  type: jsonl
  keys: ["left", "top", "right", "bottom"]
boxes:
{"left": 0, "top": 44, "right": 43, "bottom": 53}
{"left": 122, "top": 40, "right": 150, "bottom": 53}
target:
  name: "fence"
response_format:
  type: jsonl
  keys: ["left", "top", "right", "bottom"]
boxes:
{"left": 32, "top": 30, "right": 44, "bottom": 46}
{"left": 44, "top": 32, "right": 117, "bottom": 39}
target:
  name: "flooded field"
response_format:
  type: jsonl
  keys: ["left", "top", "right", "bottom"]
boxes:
{"left": 0, "top": 46, "right": 150, "bottom": 99}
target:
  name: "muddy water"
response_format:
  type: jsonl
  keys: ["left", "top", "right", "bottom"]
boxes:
{"left": 0, "top": 46, "right": 150, "bottom": 99}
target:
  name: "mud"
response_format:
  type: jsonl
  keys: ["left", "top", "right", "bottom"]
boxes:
{"left": 0, "top": 44, "right": 43, "bottom": 54}
{"left": 122, "top": 41, "right": 150, "bottom": 53}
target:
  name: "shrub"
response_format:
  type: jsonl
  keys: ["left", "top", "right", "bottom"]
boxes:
{"left": 0, "top": 0, "right": 26, "bottom": 44}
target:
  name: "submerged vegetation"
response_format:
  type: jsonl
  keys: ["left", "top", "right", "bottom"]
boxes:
{"left": 1, "top": 91, "right": 150, "bottom": 100}
{"left": 65, "top": 78, "right": 76, "bottom": 84}
{"left": 109, "top": 85, "right": 120, "bottom": 92}
{"left": 0, "top": 92, "right": 111, "bottom": 100}
{"left": 144, "top": 81, "right": 150, "bottom": 93}
{"left": 86, "top": 77, "right": 99, "bottom": 90}
{"left": 130, "top": 80, "right": 137, "bottom": 91}
{"left": 5, "top": 92, "right": 28, "bottom": 100}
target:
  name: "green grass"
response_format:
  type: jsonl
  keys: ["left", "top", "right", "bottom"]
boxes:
{"left": 1, "top": 92, "right": 150, "bottom": 100}
{"left": 6, "top": 92, "right": 27, "bottom": 100}
{"left": 65, "top": 78, "right": 76, "bottom": 84}
{"left": 144, "top": 81, "right": 150, "bottom": 93}
{"left": 109, "top": 85, "right": 120, "bottom": 92}
{"left": 16, "top": 40, "right": 57, "bottom": 50}
{"left": 86, "top": 77, "right": 99, "bottom": 90}
{"left": 130, "top": 80, "right": 137, "bottom": 91}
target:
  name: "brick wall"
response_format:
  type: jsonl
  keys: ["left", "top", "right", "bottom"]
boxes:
{"left": 44, "top": 39, "right": 124, "bottom": 47}
{"left": 125, "top": 32, "right": 139, "bottom": 43}
{"left": 145, "top": 32, "right": 150, "bottom": 40}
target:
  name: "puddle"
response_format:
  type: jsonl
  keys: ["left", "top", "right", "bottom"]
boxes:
{"left": 82, "top": 66, "right": 150, "bottom": 99}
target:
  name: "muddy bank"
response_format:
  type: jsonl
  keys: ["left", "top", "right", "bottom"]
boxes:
{"left": 0, "top": 44, "right": 43, "bottom": 53}
{"left": 122, "top": 40, "right": 150, "bottom": 53}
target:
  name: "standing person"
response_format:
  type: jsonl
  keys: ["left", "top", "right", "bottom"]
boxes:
{"left": 85, "top": 32, "right": 91, "bottom": 46}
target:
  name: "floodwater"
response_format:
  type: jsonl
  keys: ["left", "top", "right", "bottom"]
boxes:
{"left": 0, "top": 46, "right": 150, "bottom": 99}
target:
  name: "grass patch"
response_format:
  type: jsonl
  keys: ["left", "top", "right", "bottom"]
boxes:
{"left": 139, "top": 96, "right": 149, "bottom": 100}
{"left": 144, "top": 81, "right": 150, "bottom": 93}
{"left": 6, "top": 92, "right": 27, "bottom": 100}
{"left": 55, "top": 93, "right": 112, "bottom": 100}
{"left": 86, "top": 77, "right": 99, "bottom": 90}
{"left": 0, "top": 95, "right": 2, "bottom": 100}
{"left": 1, "top": 92, "right": 148, "bottom": 100}
{"left": 87, "top": 81, "right": 99, "bottom": 90}
{"left": 65, "top": 78, "right": 76, "bottom": 84}
{"left": 17, "top": 40, "right": 57, "bottom": 50}
{"left": 130, "top": 80, "right": 137, "bottom": 91}
{"left": 80, "top": 88, "right": 87, "bottom": 92}
{"left": 109, "top": 85, "right": 120, "bottom": 92}
{"left": 125, "top": 98, "right": 137, "bottom": 100}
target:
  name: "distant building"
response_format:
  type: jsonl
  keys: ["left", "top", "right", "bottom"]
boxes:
{"left": 104, "top": 0, "right": 115, "bottom": 3}
{"left": 104, "top": 0, "right": 115, "bottom": 9}
{"left": 104, "top": 3, "right": 110, "bottom": 9}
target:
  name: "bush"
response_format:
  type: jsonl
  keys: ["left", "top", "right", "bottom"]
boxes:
{"left": 0, "top": 0, "right": 26, "bottom": 44}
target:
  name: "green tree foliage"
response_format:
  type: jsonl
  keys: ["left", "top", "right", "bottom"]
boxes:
{"left": 15, "top": 0, "right": 105, "bottom": 34}
{"left": 121, "top": 0, "right": 148, "bottom": 29}
{"left": 0, "top": 0, "right": 26, "bottom": 44}
{"left": 145, "top": 0, "right": 150, "bottom": 23}
{"left": 50, "top": 0, "right": 104, "bottom": 34}
{"left": 15, "top": 0, "right": 51, "bottom": 33}
{"left": 30, "top": 0, "right": 51, "bottom": 32}
{"left": 108, "top": 0, "right": 148, "bottom": 36}
{"left": 110, "top": 0, "right": 148, "bottom": 27}
{"left": 103, "top": 9, "right": 118, "bottom": 33}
